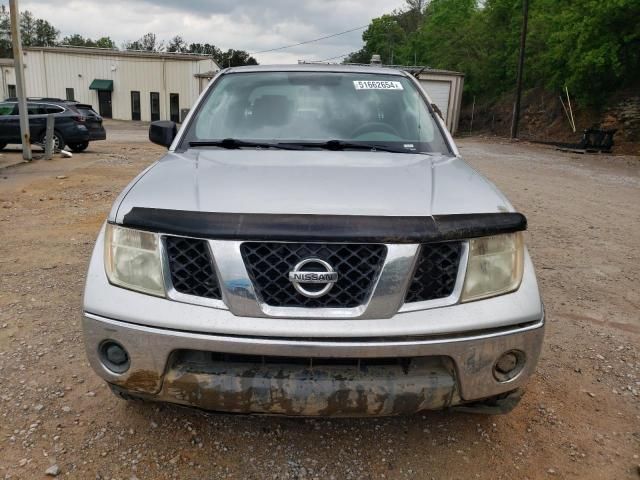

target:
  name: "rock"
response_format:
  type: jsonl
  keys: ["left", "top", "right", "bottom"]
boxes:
{"left": 86, "top": 391, "right": 96, "bottom": 397}
{"left": 61, "top": 406, "right": 71, "bottom": 413}
{"left": 34, "top": 404, "right": 44, "bottom": 412}
{"left": 150, "top": 421, "right": 158, "bottom": 429}
{"left": 45, "top": 464, "right": 60, "bottom": 476}
{"left": 55, "top": 175, "right": 68, "bottom": 180}
{"left": 18, "top": 458, "right": 28, "bottom": 467}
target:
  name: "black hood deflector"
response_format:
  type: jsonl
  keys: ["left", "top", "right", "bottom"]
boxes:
{"left": 120, "top": 208, "right": 526, "bottom": 243}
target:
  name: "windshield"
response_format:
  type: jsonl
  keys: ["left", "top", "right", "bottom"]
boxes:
{"left": 182, "top": 71, "right": 451, "bottom": 154}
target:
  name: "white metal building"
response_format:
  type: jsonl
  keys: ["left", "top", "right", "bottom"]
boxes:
{"left": 0, "top": 46, "right": 219, "bottom": 122}
{"left": 413, "top": 68, "right": 464, "bottom": 135}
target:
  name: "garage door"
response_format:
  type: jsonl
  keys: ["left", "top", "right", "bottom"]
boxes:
{"left": 419, "top": 79, "right": 451, "bottom": 124}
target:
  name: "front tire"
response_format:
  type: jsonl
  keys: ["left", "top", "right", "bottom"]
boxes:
{"left": 69, "top": 141, "right": 89, "bottom": 153}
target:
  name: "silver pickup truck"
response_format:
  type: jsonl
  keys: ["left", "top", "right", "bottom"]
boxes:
{"left": 82, "top": 64, "right": 544, "bottom": 416}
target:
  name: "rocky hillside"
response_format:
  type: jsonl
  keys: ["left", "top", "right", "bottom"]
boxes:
{"left": 459, "top": 88, "right": 640, "bottom": 155}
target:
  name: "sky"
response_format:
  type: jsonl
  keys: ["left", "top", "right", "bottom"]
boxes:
{"left": 20, "top": 0, "right": 406, "bottom": 64}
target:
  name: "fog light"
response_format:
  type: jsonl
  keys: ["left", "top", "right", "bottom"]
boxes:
{"left": 493, "top": 350, "right": 525, "bottom": 382}
{"left": 99, "top": 341, "right": 130, "bottom": 373}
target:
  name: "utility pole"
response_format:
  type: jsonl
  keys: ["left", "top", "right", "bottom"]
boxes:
{"left": 9, "top": 0, "right": 31, "bottom": 160}
{"left": 510, "top": 0, "right": 529, "bottom": 139}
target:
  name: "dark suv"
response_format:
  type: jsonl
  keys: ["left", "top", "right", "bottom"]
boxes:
{"left": 0, "top": 98, "right": 106, "bottom": 152}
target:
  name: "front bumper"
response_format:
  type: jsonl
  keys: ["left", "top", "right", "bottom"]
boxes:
{"left": 83, "top": 312, "right": 544, "bottom": 416}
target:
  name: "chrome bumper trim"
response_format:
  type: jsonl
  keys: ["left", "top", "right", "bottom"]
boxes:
{"left": 83, "top": 311, "right": 544, "bottom": 408}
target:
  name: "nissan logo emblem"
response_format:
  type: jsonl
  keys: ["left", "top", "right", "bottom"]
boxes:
{"left": 288, "top": 258, "right": 339, "bottom": 298}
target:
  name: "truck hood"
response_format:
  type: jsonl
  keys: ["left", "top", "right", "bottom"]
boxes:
{"left": 112, "top": 149, "right": 513, "bottom": 223}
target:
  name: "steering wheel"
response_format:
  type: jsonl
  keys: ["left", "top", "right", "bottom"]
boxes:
{"left": 350, "top": 122, "right": 400, "bottom": 139}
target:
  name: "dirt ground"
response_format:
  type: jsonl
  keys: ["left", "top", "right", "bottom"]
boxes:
{"left": 0, "top": 121, "right": 638, "bottom": 479}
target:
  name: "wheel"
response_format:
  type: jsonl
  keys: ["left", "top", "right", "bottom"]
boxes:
{"left": 38, "top": 131, "right": 65, "bottom": 151}
{"left": 0, "top": 143, "right": 6, "bottom": 151}
{"left": 69, "top": 141, "right": 89, "bottom": 153}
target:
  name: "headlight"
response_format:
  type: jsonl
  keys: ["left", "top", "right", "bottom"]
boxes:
{"left": 104, "top": 224, "right": 165, "bottom": 297}
{"left": 461, "top": 232, "right": 524, "bottom": 302}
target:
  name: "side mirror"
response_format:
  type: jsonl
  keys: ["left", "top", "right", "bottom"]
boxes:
{"left": 149, "top": 120, "right": 177, "bottom": 148}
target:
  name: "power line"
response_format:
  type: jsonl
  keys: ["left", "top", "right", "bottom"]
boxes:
{"left": 250, "top": 25, "right": 367, "bottom": 55}
{"left": 312, "top": 52, "right": 353, "bottom": 63}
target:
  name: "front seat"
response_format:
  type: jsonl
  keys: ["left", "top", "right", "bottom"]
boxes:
{"left": 250, "top": 95, "right": 293, "bottom": 132}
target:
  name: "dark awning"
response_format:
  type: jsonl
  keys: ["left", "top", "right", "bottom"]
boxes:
{"left": 89, "top": 79, "right": 113, "bottom": 91}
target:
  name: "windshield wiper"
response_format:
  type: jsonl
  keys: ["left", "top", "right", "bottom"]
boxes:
{"left": 189, "top": 139, "right": 302, "bottom": 150}
{"left": 278, "top": 140, "right": 416, "bottom": 154}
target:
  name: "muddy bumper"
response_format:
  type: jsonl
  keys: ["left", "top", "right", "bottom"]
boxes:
{"left": 83, "top": 313, "right": 544, "bottom": 416}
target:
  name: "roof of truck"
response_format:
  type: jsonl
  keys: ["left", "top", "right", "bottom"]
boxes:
{"left": 225, "top": 64, "right": 408, "bottom": 76}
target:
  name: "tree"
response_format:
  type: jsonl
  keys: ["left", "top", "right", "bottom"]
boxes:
{"left": 124, "top": 32, "right": 161, "bottom": 51}
{"left": 187, "top": 43, "right": 258, "bottom": 66}
{"left": 166, "top": 35, "right": 187, "bottom": 53}
{"left": 0, "top": 5, "right": 11, "bottom": 58}
{"left": 62, "top": 34, "right": 116, "bottom": 49}
{"left": 359, "top": 15, "right": 407, "bottom": 64}
{"left": 345, "top": 0, "right": 640, "bottom": 106}
{"left": 123, "top": 39, "right": 141, "bottom": 50}
{"left": 34, "top": 18, "right": 58, "bottom": 46}
{"left": 19, "top": 10, "right": 36, "bottom": 46}
{"left": 216, "top": 49, "right": 258, "bottom": 67}
{"left": 140, "top": 32, "right": 159, "bottom": 51}
{"left": 62, "top": 33, "right": 89, "bottom": 47}
{"left": 188, "top": 42, "right": 222, "bottom": 57}
{"left": 94, "top": 37, "right": 116, "bottom": 49}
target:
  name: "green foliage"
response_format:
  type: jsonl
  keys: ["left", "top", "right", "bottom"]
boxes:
{"left": 187, "top": 43, "right": 257, "bottom": 67}
{"left": 20, "top": 11, "right": 58, "bottom": 47}
{"left": 188, "top": 43, "right": 221, "bottom": 57}
{"left": 0, "top": 5, "right": 10, "bottom": 58}
{"left": 166, "top": 35, "right": 188, "bottom": 53}
{"left": 348, "top": 0, "right": 640, "bottom": 106}
{"left": 94, "top": 37, "right": 116, "bottom": 49}
{"left": 215, "top": 49, "right": 259, "bottom": 67}
{"left": 123, "top": 33, "right": 160, "bottom": 51}
{"left": 62, "top": 34, "right": 117, "bottom": 49}
{"left": 0, "top": 6, "right": 59, "bottom": 56}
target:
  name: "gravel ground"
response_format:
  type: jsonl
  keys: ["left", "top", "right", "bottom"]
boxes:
{"left": 0, "top": 123, "right": 638, "bottom": 479}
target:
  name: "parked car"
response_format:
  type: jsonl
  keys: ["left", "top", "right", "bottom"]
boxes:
{"left": 0, "top": 97, "right": 106, "bottom": 152}
{"left": 82, "top": 65, "right": 544, "bottom": 416}
{"left": 71, "top": 102, "right": 107, "bottom": 145}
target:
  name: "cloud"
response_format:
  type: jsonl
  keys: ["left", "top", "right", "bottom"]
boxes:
{"left": 19, "top": 0, "right": 405, "bottom": 63}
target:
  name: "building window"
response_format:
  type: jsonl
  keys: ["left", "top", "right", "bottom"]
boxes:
{"left": 169, "top": 93, "right": 180, "bottom": 123}
{"left": 65, "top": 88, "right": 75, "bottom": 101}
{"left": 7, "top": 84, "right": 16, "bottom": 98}
{"left": 150, "top": 92, "right": 160, "bottom": 121}
{"left": 131, "top": 91, "right": 141, "bottom": 121}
